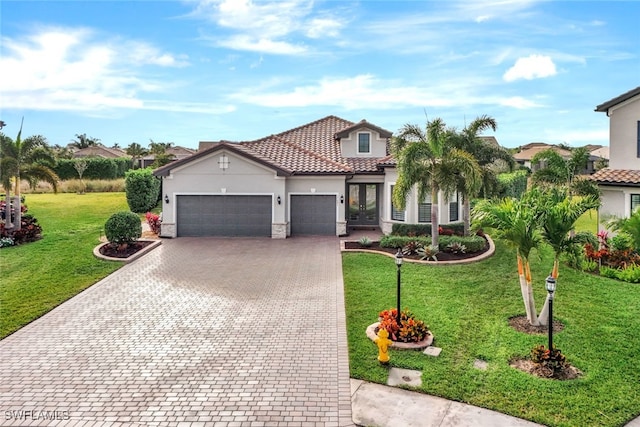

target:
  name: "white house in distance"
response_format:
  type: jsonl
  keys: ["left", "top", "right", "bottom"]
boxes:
{"left": 592, "top": 86, "right": 640, "bottom": 226}
{"left": 153, "top": 116, "right": 465, "bottom": 238}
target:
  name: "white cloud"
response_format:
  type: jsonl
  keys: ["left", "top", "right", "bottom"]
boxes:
{"left": 229, "top": 74, "right": 542, "bottom": 111}
{"left": 503, "top": 54, "right": 557, "bottom": 82}
{"left": 192, "top": 0, "right": 344, "bottom": 55}
{"left": 0, "top": 27, "right": 228, "bottom": 115}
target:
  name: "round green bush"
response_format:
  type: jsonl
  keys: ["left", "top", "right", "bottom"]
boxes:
{"left": 104, "top": 211, "right": 142, "bottom": 245}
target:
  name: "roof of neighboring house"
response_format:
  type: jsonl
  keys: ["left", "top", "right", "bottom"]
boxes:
{"left": 595, "top": 86, "right": 640, "bottom": 113}
{"left": 73, "top": 146, "right": 128, "bottom": 158}
{"left": 479, "top": 136, "right": 500, "bottom": 147}
{"left": 141, "top": 146, "right": 196, "bottom": 161}
{"left": 513, "top": 144, "right": 572, "bottom": 161}
{"left": 592, "top": 168, "right": 640, "bottom": 185}
{"left": 154, "top": 115, "right": 394, "bottom": 177}
{"left": 589, "top": 146, "right": 609, "bottom": 160}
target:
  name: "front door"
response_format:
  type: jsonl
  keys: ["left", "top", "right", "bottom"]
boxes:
{"left": 348, "top": 184, "right": 378, "bottom": 226}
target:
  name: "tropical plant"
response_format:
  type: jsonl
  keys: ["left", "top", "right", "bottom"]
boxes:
{"left": 530, "top": 344, "right": 567, "bottom": 377}
{"left": 450, "top": 115, "right": 515, "bottom": 235}
{"left": 472, "top": 191, "right": 543, "bottom": 325}
{"left": 125, "top": 142, "right": 148, "bottom": 169}
{"left": 0, "top": 119, "right": 59, "bottom": 230}
{"left": 531, "top": 147, "right": 599, "bottom": 197}
{"left": 148, "top": 140, "right": 175, "bottom": 168}
{"left": 357, "top": 236, "right": 372, "bottom": 247}
{"left": 607, "top": 208, "right": 640, "bottom": 252}
{"left": 377, "top": 308, "right": 429, "bottom": 343}
{"left": 536, "top": 187, "right": 600, "bottom": 324}
{"left": 145, "top": 212, "right": 161, "bottom": 235}
{"left": 392, "top": 118, "right": 482, "bottom": 247}
{"left": 70, "top": 133, "right": 100, "bottom": 150}
{"left": 402, "top": 240, "right": 424, "bottom": 255}
{"left": 417, "top": 244, "right": 439, "bottom": 261}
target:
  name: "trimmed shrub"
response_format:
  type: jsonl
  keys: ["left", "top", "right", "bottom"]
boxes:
{"left": 380, "top": 235, "right": 431, "bottom": 249}
{"left": 391, "top": 222, "right": 464, "bottom": 237}
{"left": 104, "top": 211, "right": 141, "bottom": 245}
{"left": 125, "top": 168, "right": 161, "bottom": 213}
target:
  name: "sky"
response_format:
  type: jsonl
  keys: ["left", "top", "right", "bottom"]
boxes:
{"left": 1, "top": 0, "right": 639, "bottom": 150}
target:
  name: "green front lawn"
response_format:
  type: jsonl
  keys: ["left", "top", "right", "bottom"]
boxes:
{"left": 343, "top": 242, "right": 640, "bottom": 427}
{"left": 0, "top": 193, "right": 129, "bottom": 338}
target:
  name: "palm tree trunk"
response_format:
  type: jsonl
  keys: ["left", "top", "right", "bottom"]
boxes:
{"left": 3, "top": 189, "right": 12, "bottom": 230}
{"left": 518, "top": 255, "right": 540, "bottom": 326}
{"left": 13, "top": 177, "right": 21, "bottom": 231}
{"left": 463, "top": 194, "right": 470, "bottom": 236}
{"left": 537, "top": 258, "right": 559, "bottom": 325}
{"left": 431, "top": 188, "right": 439, "bottom": 247}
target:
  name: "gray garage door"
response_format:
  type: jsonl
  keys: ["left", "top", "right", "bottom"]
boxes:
{"left": 290, "top": 195, "right": 336, "bottom": 235}
{"left": 177, "top": 195, "right": 272, "bottom": 237}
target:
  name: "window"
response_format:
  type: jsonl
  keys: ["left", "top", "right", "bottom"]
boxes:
{"left": 391, "top": 185, "right": 405, "bottom": 221}
{"left": 449, "top": 193, "right": 459, "bottom": 222}
{"left": 637, "top": 121, "right": 640, "bottom": 158}
{"left": 358, "top": 133, "right": 371, "bottom": 154}
{"left": 632, "top": 194, "right": 640, "bottom": 215}
{"left": 418, "top": 194, "right": 432, "bottom": 223}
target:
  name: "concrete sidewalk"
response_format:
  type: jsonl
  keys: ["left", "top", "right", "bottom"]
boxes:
{"left": 351, "top": 380, "right": 544, "bottom": 427}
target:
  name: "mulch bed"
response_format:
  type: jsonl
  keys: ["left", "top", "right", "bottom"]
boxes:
{"left": 510, "top": 358, "right": 582, "bottom": 380}
{"left": 508, "top": 315, "right": 565, "bottom": 334}
{"left": 99, "top": 241, "right": 154, "bottom": 259}
{"left": 343, "top": 240, "right": 489, "bottom": 261}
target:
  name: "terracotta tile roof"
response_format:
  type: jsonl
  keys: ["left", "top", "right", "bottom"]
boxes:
{"left": 154, "top": 115, "right": 395, "bottom": 176}
{"left": 592, "top": 168, "right": 640, "bottom": 185}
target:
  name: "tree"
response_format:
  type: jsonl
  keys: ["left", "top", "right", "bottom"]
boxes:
{"left": 536, "top": 187, "right": 600, "bottom": 324}
{"left": 392, "top": 118, "right": 482, "bottom": 247}
{"left": 74, "top": 159, "right": 88, "bottom": 194}
{"left": 606, "top": 208, "right": 640, "bottom": 253}
{"left": 125, "top": 142, "right": 148, "bottom": 169}
{"left": 70, "top": 133, "right": 100, "bottom": 150}
{"left": 531, "top": 147, "right": 597, "bottom": 197}
{"left": 0, "top": 119, "right": 59, "bottom": 230}
{"left": 148, "top": 140, "right": 175, "bottom": 168}
{"left": 450, "top": 115, "right": 515, "bottom": 235}
{"left": 473, "top": 191, "right": 543, "bottom": 325}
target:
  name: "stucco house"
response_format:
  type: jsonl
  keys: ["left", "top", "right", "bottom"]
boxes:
{"left": 138, "top": 146, "right": 196, "bottom": 168}
{"left": 592, "top": 86, "right": 640, "bottom": 225}
{"left": 153, "top": 115, "right": 463, "bottom": 238}
{"left": 73, "top": 146, "right": 128, "bottom": 159}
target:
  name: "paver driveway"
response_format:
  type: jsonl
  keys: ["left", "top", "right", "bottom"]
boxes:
{"left": 0, "top": 237, "right": 353, "bottom": 426}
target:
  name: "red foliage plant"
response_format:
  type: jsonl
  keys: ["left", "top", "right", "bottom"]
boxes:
{"left": 378, "top": 308, "right": 430, "bottom": 343}
{"left": 145, "top": 212, "right": 161, "bottom": 235}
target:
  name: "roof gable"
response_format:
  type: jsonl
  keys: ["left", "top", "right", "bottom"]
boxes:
{"left": 334, "top": 119, "right": 393, "bottom": 139}
{"left": 595, "top": 86, "right": 640, "bottom": 113}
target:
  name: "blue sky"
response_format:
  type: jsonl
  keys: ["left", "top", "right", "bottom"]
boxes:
{"left": 1, "top": 0, "right": 638, "bottom": 150}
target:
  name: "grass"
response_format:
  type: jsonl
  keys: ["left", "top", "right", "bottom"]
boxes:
{"left": 0, "top": 192, "right": 129, "bottom": 338}
{"left": 343, "top": 241, "right": 640, "bottom": 427}
{"left": 575, "top": 208, "right": 598, "bottom": 234}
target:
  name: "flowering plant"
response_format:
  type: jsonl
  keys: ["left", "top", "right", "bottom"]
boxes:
{"left": 145, "top": 212, "right": 161, "bottom": 235}
{"left": 378, "top": 308, "right": 429, "bottom": 343}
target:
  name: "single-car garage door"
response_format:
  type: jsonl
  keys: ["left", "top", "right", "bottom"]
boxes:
{"left": 290, "top": 195, "right": 336, "bottom": 235}
{"left": 177, "top": 195, "right": 272, "bottom": 237}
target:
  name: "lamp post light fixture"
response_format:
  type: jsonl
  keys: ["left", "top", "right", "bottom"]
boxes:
{"left": 545, "top": 275, "right": 557, "bottom": 350}
{"left": 395, "top": 248, "right": 403, "bottom": 327}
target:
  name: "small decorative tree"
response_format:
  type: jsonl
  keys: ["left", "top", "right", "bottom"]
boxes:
{"left": 74, "top": 159, "right": 88, "bottom": 194}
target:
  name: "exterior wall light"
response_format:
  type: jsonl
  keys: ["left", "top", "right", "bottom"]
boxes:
{"left": 164, "top": 194, "right": 169, "bottom": 204}
{"left": 277, "top": 196, "right": 282, "bottom": 205}
{"left": 340, "top": 194, "right": 344, "bottom": 204}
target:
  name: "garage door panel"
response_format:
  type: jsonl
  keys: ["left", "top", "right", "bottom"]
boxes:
{"left": 177, "top": 195, "right": 272, "bottom": 237}
{"left": 291, "top": 195, "right": 336, "bottom": 235}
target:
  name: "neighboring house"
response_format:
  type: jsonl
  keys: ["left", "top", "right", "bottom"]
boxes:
{"left": 73, "top": 146, "right": 128, "bottom": 158}
{"left": 592, "top": 86, "right": 640, "bottom": 223}
{"left": 153, "top": 115, "right": 463, "bottom": 238}
{"left": 514, "top": 142, "right": 602, "bottom": 175}
{"left": 139, "top": 146, "right": 196, "bottom": 168}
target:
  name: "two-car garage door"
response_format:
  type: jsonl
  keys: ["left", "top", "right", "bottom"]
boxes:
{"left": 177, "top": 195, "right": 272, "bottom": 237}
{"left": 176, "top": 194, "right": 336, "bottom": 237}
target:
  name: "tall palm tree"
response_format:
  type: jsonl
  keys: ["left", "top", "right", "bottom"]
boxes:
{"left": 472, "top": 191, "right": 543, "bottom": 325}
{"left": 0, "top": 120, "right": 59, "bottom": 230}
{"left": 125, "top": 142, "right": 148, "bottom": 169}
{"left": 70, "top": 133, "right": 100, "bottom": 150}
{"left": 392, "top": 118, "right": 481, "bottom": 247}
{"left": 450, "top": 115, "right": 515, "bottom": 235}
{"left": 536, "top": 187, "right": 600, "bottom": 324}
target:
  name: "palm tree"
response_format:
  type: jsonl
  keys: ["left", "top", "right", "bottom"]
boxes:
{"left": 0, "top": 120, "right": 59, "bottom": 230}
{"left": 536, "top": 187, "right": 600, "bottom": 324}
{"left": 450, "top": 115, "right": 515, "bottom": 235}
{"left": 148, "top": 140, "right": 175, "bottom": 168}
{"left": 392, "top": 118, "right": 482, "bottom": 247}
{"left": 125, "top": 142, "right": 148, "bottom": 169}
{"left": 607, "top": 208, "right": 640, "bottom": 253}
{"left": 531, "top": 147, "right": 597, "bottom": 197}
{"left": 472, "top": 191, "right": 543, "bottom": 325}
{"left": 70, "top": 133, "right": 100, "bottom": 150}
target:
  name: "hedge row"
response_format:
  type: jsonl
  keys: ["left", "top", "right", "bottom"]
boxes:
{"left": 380, "top": 234, "right": 486, "bottom": 253}
{"left": 391, "top": 222, "right": 464, "bottom": 236}
{"left": 497, "top": 169, "right": 528, "bottom": 199}
{"left": 54, "top": 158, "right": 132, "bottom": 180}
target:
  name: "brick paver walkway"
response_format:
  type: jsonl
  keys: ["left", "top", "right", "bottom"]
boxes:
{"left": 1, "top": 237, "right": 353, "bottom": 426}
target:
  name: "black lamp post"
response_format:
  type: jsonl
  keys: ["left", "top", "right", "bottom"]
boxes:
{"left": 546, "top": 275, "right": 556, "bottom": 350}
{"left": 395, "top": 248, "right": 403, "bottom": 327}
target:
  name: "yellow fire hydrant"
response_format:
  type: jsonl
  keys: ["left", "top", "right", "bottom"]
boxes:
{"left": 375, "top": 328, "right": 393, "bottom": 364}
